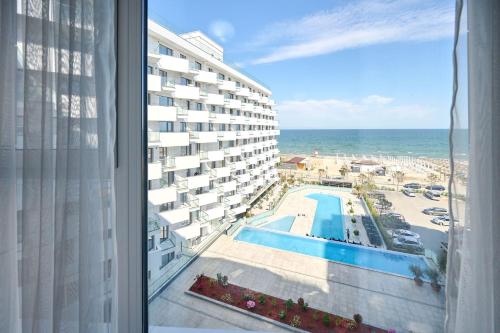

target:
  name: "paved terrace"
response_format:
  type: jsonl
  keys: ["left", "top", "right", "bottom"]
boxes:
{"left": 150, "top": 234, "right": 445, "bottom": 332}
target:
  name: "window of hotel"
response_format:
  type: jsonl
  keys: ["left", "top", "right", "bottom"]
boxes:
{"left": 159, "top": 69, "right": 167, "bottom": 77}
{"left": 147, "top": 148, "right": 153, "bottom": 163}
{"left": 160, "top": 252, "right": 175, "bottom": 269}
{"left": 160, "top": 226, "right": 168, "bottom": 243}
{"left": 194, "top": 61, "right": 202, "bottom": 70}
{"left": 147, "top": 236, "right": 154, "bottom": 251}
{"left": 158, "top": 147, "right": 167, "bottom": 160}
{"left": 159, "top": 121, "right": 173, "bottom": 132}
{"left": 180, "top": 54, "right": 186, "bottom": 59}
{"left": 218, "top": 73, "right": 225, "bottom": 80}
{"left": 147, "top": 65, "right": 153, "bottom": 74}
{"left": 196, "top": 103, "right": 202, "bottom": 111}
{"left": 180, "top": 77, "right": 191, "bottom": 86}
{"left": 180, "top": 122, "right": 187, "bottom": 132}
{"left": 159, "top": 96, "right": 174, "bottom": 106}
{"left": 159, "top": 44, "right": 173, "bottom": 56}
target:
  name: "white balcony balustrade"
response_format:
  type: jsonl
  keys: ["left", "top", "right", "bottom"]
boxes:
{"left": 219, "top": 180, "right": 237, "bottom": 193}
{"left": 187, "top": 174, "right": 209, "bottom": 189}
{"left": 217, "top": 80, "right": 237, "bottom": 91}
{"left": 159, "top": 206, "right": 190, "bottom": 226}
{"left": 163, "top": 155, "right": 200, "bottom": 171}
{"left": 235, "top": 87, "right": 250, "bottom": 97}
{"left": 173, "top": 85, "right": 200, "bottom": 100}
{"left": 224, "top": 146, "right": 241, "bottom": 156}
{"left": 199, "top": 150, "right": 224, "bottom": 162}
{"left": 187, "top": 110, "right": 209, "bottom": 123}
{"left": 148, "top": 74, "right": 162, "bottom": 92}
{"left": 224, "top": 99, "right": 241, "bottom": 109}
{"left": 194, "top": 70, "right": 218, "bottom": 84}
{"left": 213, "top": 113, "right": 231, "bottom": 124}
{"left": 148, "top": 187, "right": 177, "bottom": 206}
{"left": 159, "top": 132, "right": 190, "bottom": 147}
{"left": 210, "top": 166, "right": 230, "bottom": 179}
{"left": 189, "top": 131, "right": 218, "bottom": 143}
{"left": 158, "top": 55, "right": 190, "bottom": 73}
{"left": 148, "top": 162, "right": 162, "bottom": 180}
{"left": 203, "top": 93, "right": 225, "bottom": 106}
{"left": 200, "top": 205, "right": 225, "bottom": 221}
{"left": 224, "top": 193, "right": 242, "bottom": 206}
{"left": 148, "top": 105, "right": 177, "bottom": 122}
{"left": 196, "top": 191, "right": 218, "bottom": 206}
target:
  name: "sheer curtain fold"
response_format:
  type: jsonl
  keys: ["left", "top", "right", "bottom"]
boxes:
{"left": 0, "top": 1, "right": 116, "bottom": 332}
{"left": 446, "top": 0, "right": 500, "bottom": 332}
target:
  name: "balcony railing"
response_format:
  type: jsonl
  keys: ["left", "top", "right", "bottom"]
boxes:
{"left": 187, "top": 193, "right": 200, "bottom": 210}
{"left": 174, "top": 174, "right": 188, "bottom": 192}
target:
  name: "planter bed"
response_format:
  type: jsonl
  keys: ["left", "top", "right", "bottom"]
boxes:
{"left": 189, "top": 275, "right": 387, "bottom": 333}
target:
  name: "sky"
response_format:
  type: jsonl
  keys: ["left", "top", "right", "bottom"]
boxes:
{"left": 149, "top": 0, "right": 455, "bottom": 129}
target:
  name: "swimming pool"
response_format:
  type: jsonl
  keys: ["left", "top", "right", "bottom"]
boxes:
{"left": 262, "top": 216, "right": 295, "bottom": 232}
{"left": 235, "top": 227, "right": 428, "bottom": 278}
{"left": 306, "top": 193, "right": 345, "bottom": 240}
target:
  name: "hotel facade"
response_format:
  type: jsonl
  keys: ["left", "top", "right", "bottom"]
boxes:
{"left": 146, "top": 20, "right": 280, "bottom": 285}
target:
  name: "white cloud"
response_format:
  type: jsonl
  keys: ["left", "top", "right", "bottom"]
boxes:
{"left": 249, "top": 0, "right": 454, "bottom": 64}
{"left": 362, "top": 95, "right": 394, "bottom": 105}
{"left": 209, "top": 20, "right": 235, "bottom": 43}
{"left": 277, "top": 95, "right": 437, "bottom": 129}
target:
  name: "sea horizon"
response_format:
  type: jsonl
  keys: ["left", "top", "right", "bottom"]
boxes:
{"left": 277, "top": 129, "right": 467, "bottom": 159}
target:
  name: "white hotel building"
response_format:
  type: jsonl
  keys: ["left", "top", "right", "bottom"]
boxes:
{"left": 146, "top": 20, "right": 279, "bottom": 284}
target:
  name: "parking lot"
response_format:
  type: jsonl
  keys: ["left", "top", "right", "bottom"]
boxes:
{"left": 383, "top": 190, "right": 454, "bottom": 254}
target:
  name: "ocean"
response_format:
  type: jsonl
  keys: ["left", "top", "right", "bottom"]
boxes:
{"left": 278, "top": 129, "right": 459, "bottom": 159}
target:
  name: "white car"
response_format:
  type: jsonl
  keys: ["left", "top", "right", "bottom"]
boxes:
{"left": 424, "top": 190, "right": 441, "bottom": 201}
{"left": 393, "top": 236, "right": 424, "bottom": 252}
{"left": 431, "top": 215, "right": 451, "bottom": 226}
{"left": 391, "top": 229, "right": 420, "bottom": 239}
{"left": 403, "top": 188, "right": 416, "bottom": 197}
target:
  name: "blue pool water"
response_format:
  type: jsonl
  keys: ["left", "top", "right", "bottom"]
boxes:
{"left": 307, "top": 193, "right": 345, "bottom": 240}
{"left": 235, "top": 227, "right": 428, "bottom": 278}
{"left": 262, "top": 216, "right": 296, "bottom": 232}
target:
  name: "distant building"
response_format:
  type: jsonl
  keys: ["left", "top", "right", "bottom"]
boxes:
{"left": 281, "top": 157, "right": 310, "bottom": 170}
{"left": 350, "top": 160, "right": 385, "bottom": 174}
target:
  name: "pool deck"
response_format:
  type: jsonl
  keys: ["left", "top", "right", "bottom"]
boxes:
{"left": 149, "top": 234, "right": 445, "bottom": 332}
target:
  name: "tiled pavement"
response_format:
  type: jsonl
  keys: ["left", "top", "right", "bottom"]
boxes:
{"left": 150, "top": 235, "right": 445, "bottom": 333}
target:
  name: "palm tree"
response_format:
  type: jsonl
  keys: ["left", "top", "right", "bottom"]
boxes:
{"left": 339, "top": 164, "right": 350, "bottom": 179}
{"left": 427, "top": 173, "right": 439, "bottom": 186}
{"left": 392, "top": 171, "right": 405, "bottom": 191}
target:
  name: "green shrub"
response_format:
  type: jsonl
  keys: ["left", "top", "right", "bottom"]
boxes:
{"left": 353, "top": 229, "right": 359, "bottom": 236}
{"left": 258, "top": 295, "right": 266, "bottom": 305}
{"left": 322, "top": 313, "right": 330, "bottom": 327}
{"left": 351, "top": 217, "right": 356, "bottom": 223}
{"left": 271, "top": 298, "right": 277, "bottom": 307}
{"left": 285, "top": 298, "right": 294, "bottom": 310}
{"left": 278, "top": 310, "right": 286, "bottom": 320}
{"left": 353, "top": 313, "right": 363, "bottom": 324}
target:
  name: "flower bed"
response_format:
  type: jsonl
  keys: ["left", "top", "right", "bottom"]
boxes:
{"left": 189, "top": 274, "right": 388, "bottom": 333}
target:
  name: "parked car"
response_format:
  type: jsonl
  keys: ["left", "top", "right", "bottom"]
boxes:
{"left": 380, "top": 213, "right": 411, "bottom": 230}
{"left": 391, "top": 229, "right": 420, "bottom": 239}
{"left": 431, "top": 216, "right": 450, "bottom": 226}
{"left": 393, "top": 236, "right": 424, "bottom": 253}
{"left": 424, "top": 190, "right": 441, "bottom": 201}
{"left": 425, "top": 185, "right": 446, "bottom": 192}
{"left": 403, "top": 188, "right": 416, "bottom": 197}
{"left": 403, "top": 183, "right": 421, "bottom": 190}
{"left": 423, "top": 207, "right": 448, "bottom": 216}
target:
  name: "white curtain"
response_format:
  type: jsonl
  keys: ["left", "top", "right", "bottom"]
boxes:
{"left": 446, "top": 0, "right": 500, "bottom": 332}
{"left": 0, "top": 0, "right": 116, "bottom": 332}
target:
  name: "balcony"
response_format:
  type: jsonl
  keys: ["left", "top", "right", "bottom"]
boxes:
{"left": 267, "top": 99, "right": 276, "bottom": 106}
{"left": 224, "top": 146, "right": 241, "bottom": 156}
{"left": 148, "top": 187, "right": 177, "bottom": 206}
{"left": 224, "top": 99, "right": 241, "bottom": 109}
{"left": 239, "top": 184, "right": 255, "bottom": 195}
{"left": 148, "top": 74, "right": 162, "bottom": 92}
{"left": 158, "top": 55, "right": 189, "bottom": 73}
{"left": 248, "top": 92, "right": 260, "bottom": 101}
{"left": 174, "top": 175, "right": 188, "bottom": 192}
{"left": 242, "top": 144, "right": 255, "bottom": 153}
{"left": 159, "top": 132, "right": 190, "bottom": 147}
{"left": 230, "top": 115, "right": 246, "bottom": 125}
{"left": 230, "top": 160, "right": 246, "bottom": 171}
{"left": 148, "top": 162, "right": 162, "bottom": 180}
{"left": 246, "top": 156, "right": 258, "bottom": 165}
{"left": 237, "top": 173, "right": 251, "bottom": 183}
{"left": 241, "top": 102, "right": 254, "bottom": 112}
{"left": 148, "top": 105, "right": 177, "bottom": 122}
{"left": 210, "top": 166, "right": 230, "bottom": 179}
{"left": 172, "top": 223, "right": 201, "bottom": 241}
{"left": 196, "top": 191, "right": 218, "bottom": 206}
{"left": 187, "top": 110, "right": 209, "bottom": 123}
{"left": 159, "top": 206, "right": 190, "bottom": 226}
{"left": 216, "top": 131, "right": 235, "bottom": 141}
{"left": 219, "top": 180, "right": 237, "bottom": 193}
{"left": 235, "top": 87, "right": 250, "bottom": 97}
{"left": 203, "top": 93, "right": 225, "bottom": 106}
{"left": 173, "top": 85, "right": 200, "bottom": 100}
{"left": 163, "top": 155, "right": 200, "bottom": 171}
{"left": 238, "top": 131, "right": 251, "bottom": 139}
{"left": 200, "top": 205, "right": 225, "bottom": 221}
{"left": 224, "top": 193, "right": 242, "bottom": 206}
{"left": 186, "top": 193, "right": 200, "bottom": 211}
{"left": 194, "top": 70, "right": 218, "bottom": 84}
{"left": 217, "top": 80, "right": 237, "bottom": 92}
{"left": 254, "top": 177, "right": 264, "bottom": 187}
{"left": 260, "top": 96, "right": 269, "bottom": 104}
{"left": 187, "top": 174, "right": 209, "bottom": 189}
{"left": 231, "top": 204, "right": 249, "bottom": 215}
{"left": 253, "top": 105, "right": 263, "bottom": 114}
{"left": 148, "top": 131, "right": 160, "bottom": 145}
{"left": 212, "top": 113, "right": 231, "bottom": 124}
{"left": 189, "top": 131, "right": 218, "bottom": 143}
{"left": 199, "top": 150, "right": 224, "bottom": 162}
